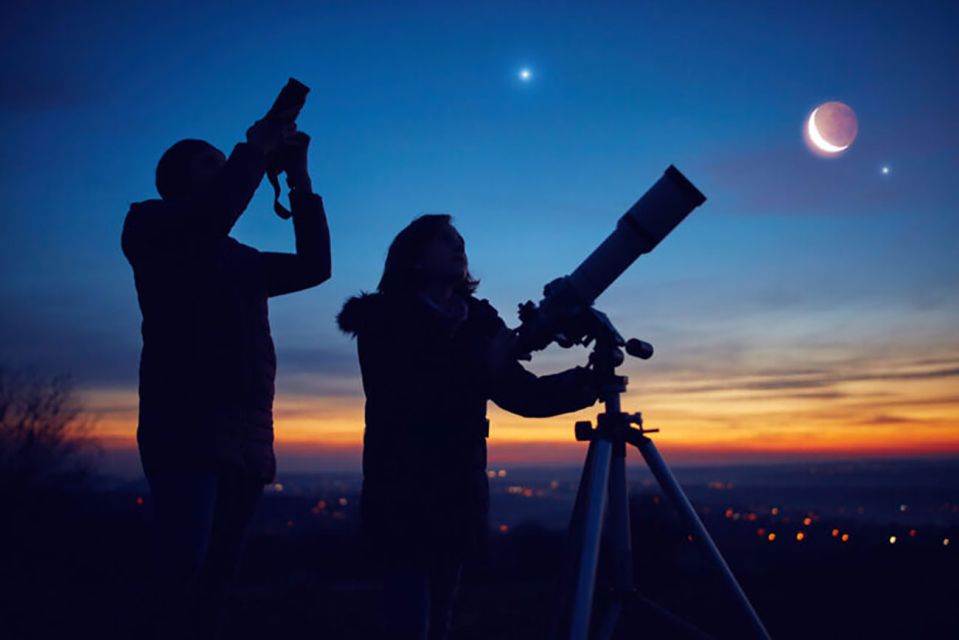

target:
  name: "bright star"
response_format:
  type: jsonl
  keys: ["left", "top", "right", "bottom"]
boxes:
{"left": 519, "top": 68, "right": 532, "bottom": 82}
{"left": 881, "top": 165, "right": 890, "bottom": 175}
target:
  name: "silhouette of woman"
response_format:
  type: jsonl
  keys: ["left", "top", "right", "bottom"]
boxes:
{"left": 338, "top": 215, "right": 598, "bottom": 640}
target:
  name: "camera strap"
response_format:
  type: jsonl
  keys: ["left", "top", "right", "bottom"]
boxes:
{"left": 267, "top": 169, "right": 293, "bottom": 220}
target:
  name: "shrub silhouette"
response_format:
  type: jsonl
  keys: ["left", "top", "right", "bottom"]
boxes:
{"left": 0, "top": 367, "right": 96, "bottom": 497}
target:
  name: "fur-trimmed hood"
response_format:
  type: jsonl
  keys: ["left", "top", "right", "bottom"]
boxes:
{"left": 336, "top": 292, "right": 383, "bottom": 336}
{"left": 337, "top": 291, "right": 504, "bottom": 338}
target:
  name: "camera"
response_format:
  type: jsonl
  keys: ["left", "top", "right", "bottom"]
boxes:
{"left": 263, "top": 78, "right": 311, "bottom": 218}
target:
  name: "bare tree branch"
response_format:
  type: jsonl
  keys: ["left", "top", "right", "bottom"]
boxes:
{"left": 0, "top": 367, "right": 98, "bottom": 495}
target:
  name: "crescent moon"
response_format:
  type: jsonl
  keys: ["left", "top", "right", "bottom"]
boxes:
{"left": 807, "top": 107, "right": 848, "bottom": 153}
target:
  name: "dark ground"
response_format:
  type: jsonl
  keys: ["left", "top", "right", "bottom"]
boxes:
{"left": 3, "top": 460, "right": 958, "bottom": 639}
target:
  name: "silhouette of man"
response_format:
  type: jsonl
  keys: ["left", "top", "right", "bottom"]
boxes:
{"left": 122, "top": 117, "right": 331, "bottom": 638}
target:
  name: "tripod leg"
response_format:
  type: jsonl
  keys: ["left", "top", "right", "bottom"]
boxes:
{"left": 549, "top": 439, "right": 597, "bottom": 639}
{"left": 634, "top": 436, "right": 771, "bottom": 640}
{"left": 593, "top": 442, "right": 633, "bottom": 640}
{"left": 567, "top": 437, "right": 613, "bottom": 640}
{"left": 568, "top": 435, "right": 599, "bottom": 537}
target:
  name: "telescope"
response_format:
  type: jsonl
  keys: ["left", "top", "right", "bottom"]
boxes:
{"left": 514, "top": 165, "right": 706, "bottom": 358}
{"left": 526, "top": 167, "right": 771, "bottom": 639}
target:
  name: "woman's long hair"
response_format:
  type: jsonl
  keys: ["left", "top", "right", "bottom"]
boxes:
{"left": 377, "top": 214, "right": 479, "bottom": 297}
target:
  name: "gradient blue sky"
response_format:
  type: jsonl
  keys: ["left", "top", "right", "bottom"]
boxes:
{"left": 1, "top": 1, "right": 957, "bottom": 470}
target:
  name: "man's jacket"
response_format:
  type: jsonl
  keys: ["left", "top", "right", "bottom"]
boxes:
{"left": 122, "top": 142, "right": 330, "bottom": 481}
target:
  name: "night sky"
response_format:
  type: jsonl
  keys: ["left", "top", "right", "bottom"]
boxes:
{"left": 1, "top": 1, "right": 957, "bottom": 473}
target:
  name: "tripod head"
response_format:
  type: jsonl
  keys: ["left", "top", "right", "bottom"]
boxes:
{"left": 573, "top": 308, "right": 661, "bottom": 446}
{"left": 544, "top": 304, "right": 654, "bottom": 404}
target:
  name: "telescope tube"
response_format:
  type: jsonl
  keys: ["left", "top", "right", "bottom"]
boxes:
{"left": 568, "top": 165, "right": 706, "bottom": 304}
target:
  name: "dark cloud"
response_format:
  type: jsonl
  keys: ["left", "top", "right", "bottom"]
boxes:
{"left": 276, "top": 345, "right": 359, "bottom": 375}
{"left": 0, "top": 296, "right": 140, "bottom": 388}
{"left": 0, "top": 294, "right": 362, "bottom": 393}
{"left": 860, "top": 414, "right": 911, "bottom": 425}
{"left": 649, "top": 363, "right": 959, "bottom": 397}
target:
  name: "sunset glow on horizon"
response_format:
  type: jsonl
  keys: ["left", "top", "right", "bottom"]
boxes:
{"left": 87, "top": 338, "right": 959, "bottom": 473}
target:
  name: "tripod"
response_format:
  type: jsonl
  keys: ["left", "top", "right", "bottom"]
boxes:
{"left": 549, "top": 312, "right": 771, "bottom": 640}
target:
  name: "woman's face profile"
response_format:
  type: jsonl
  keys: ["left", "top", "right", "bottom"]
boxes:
{"left": 419, "top": 223, "right": 468, "bottom": 287}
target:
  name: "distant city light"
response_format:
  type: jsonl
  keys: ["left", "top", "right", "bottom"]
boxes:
{"left": 889, "top": 536, "right": 897, "bottom": 544}
{"left": 803, "top": 517, "right": 812, "bottom": 526}
{"left": 909, "top": 529, "right": 917, "bottom": 538}
{"left": 767, "top": 533, "right": 777, "bottom": 542}
{"left": 841, "top": 534, "right": 850, "bottom": 542}
{"left": 771, "top": 507, "right": 780, "bottom": 516}
{"left": 899, "top": 504, "right": 908, "bottom": 512}
{"left": 831, "top": 529, "right": 840, "bottom": 537}
{"left": 338, "top": 497, "right": 348, "bottom": 506}
{"left": 135, "top": 496, "right": 144, "bottom": 507}
{"left": 497, "top": 469, "right": 507, "bottom": 478}
{"left": 499, "top": 524, "right": 509, "bottom": 533}
{"left": 944, "top": 538, "right": 950, "bottom": 547}
{"left": 757, "top": 528, "right": 766, "bottom": 537}
{"left": 796, "top": 532, "right": 805, "bottom": 542}
{"left": 273, "top": 483, "right": 284, "bottom": 493}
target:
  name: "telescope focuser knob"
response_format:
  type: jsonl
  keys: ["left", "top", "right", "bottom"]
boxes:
{"left": 626, "top": 338, "right": 654, "bottom": 360}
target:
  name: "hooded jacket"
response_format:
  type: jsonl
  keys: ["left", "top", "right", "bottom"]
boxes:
{"left": 122, "top": 142, "right": 330, "bottom": 482}
{"left": 338, "top": 291, "right": 596, "bottom": 562}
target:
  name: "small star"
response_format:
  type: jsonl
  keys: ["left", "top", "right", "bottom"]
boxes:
{"left": 519, "top": 68, "right": 532, "bottom": 82}
{"left": 881, "top": 165, "right": 890, "bottom": 175}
